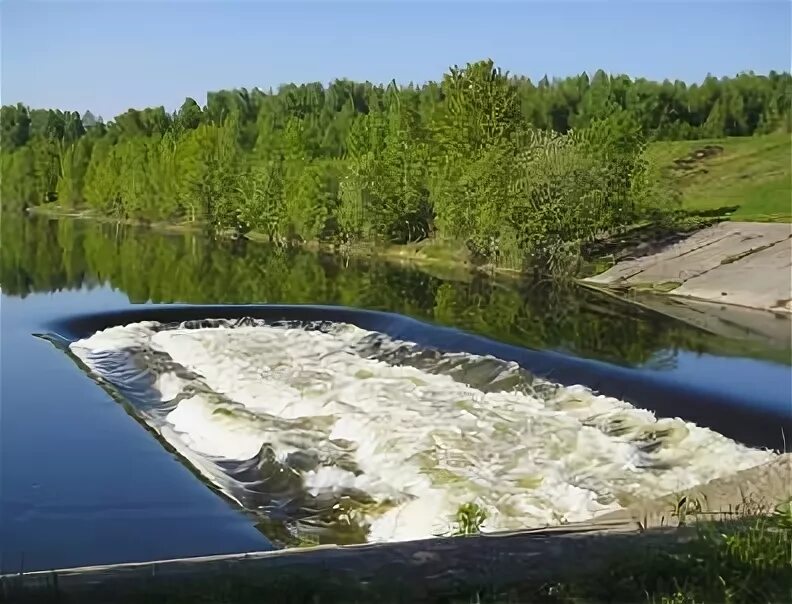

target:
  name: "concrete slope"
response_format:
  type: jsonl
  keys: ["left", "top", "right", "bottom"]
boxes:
{"left": 673, "top": 237, "right": 792, "bottom": 312}
{"left": 585, "top": 222, "right": 792, "bottom": 313}
{"left": 595, "top": 454, "right": 792, "bottom": 530}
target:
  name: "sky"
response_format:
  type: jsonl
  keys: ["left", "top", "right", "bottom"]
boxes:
{"left": 2, "top": 0, "right": 790, "bottom": 119}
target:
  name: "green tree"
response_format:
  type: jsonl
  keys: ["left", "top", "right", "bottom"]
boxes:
{"left": 176, "top": 98, "right": 203, "bottom": 131}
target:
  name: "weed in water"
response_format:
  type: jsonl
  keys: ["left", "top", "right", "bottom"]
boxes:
{"left": 453, "top": 502, "right": 488, "bottom": 536}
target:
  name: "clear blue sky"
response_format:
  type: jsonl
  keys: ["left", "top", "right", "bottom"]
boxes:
{"left": 2, "top": 0, "right": 790, "bottom": 119}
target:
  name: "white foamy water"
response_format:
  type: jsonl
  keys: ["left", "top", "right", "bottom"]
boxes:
{"left": 71, "top": 320, "right": 775, "bottom": 543}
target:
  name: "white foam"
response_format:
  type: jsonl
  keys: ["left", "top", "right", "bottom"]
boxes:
{"left": 165, "top": 395, "right": 270, "bottom": 461}
{"left": 71, "top": 320, "right": 776, "bottom": 542}
{"left": 73, "top": 321, "right": 160, "bottom": 352}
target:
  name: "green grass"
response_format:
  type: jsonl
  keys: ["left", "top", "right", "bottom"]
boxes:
{"left": 538, "top": 506, "right": 792, "bottom": 604}
{"left": 466, "top": 499, "right": 792, "bottom": 604}
{"left": 647, "top": 133, "right": 792, "bottom": 222}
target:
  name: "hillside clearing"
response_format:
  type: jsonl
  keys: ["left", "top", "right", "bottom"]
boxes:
{"left": 647, "top": 133, "right": 791, "bottom": 222}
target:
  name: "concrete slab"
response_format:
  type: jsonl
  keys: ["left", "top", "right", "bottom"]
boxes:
{"left": 587, "top": 223, "right": 791, "bottom": 287}
{"left": 586, "top": 223, "right": 738, "bottom": 285}
{"left": 596, "top": 454, "right": 792, "bottom": 530}
{"left": 625, "top": 224, "right": 792, "bottom": 286}
{"left": 585, "top": 222, "right": 792, "bottom": 313}
{"left": 672, "top": 238, "right": 792, "bottom": 311}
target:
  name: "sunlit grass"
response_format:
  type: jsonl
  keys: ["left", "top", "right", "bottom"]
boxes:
{"left": 480, "top": 498, "right": 792, "bottom": 604}
{"left": 646, "top": 133, "right": 792, "bottom": 222}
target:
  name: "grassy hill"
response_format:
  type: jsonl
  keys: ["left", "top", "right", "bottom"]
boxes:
{"left": 647, "top": 132, "right": 791, "bottom": 222}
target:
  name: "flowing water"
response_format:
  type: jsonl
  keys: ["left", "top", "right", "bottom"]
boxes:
{"left": 71, "top": 318, "right": 774, "bottom": 544}
{"left": 1, "top": 213, "right": 790, "bottom": 568}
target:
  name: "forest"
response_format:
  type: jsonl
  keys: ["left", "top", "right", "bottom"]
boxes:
{"left": 2, "top": 60, "right": 791, "bottom": 269}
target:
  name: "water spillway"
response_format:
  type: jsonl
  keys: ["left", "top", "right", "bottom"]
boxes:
{"left": 68, "top": 314, "right": 776, "bottom": 545}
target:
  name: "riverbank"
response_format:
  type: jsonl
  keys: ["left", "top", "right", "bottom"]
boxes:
{"left": 585, "top": 221, "right": 792, "bottom": 314}
{"left": 30, "top": 206, "right": 792, "bottom": 316}
{"left": 25, "top": 206, "right": 205, "bottom": 235}
{"left": 26, "top": 205, "right": 499, "bottom": 280}
{"left": 21, "top": 205, "right": 713, "bottom": 287}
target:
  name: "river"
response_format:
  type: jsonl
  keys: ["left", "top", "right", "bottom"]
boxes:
{"left": 1, "top": 213, "right": 790, "bottom": 572}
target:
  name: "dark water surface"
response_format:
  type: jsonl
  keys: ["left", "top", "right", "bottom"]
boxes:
{"left": 1, "top": 214, "right": 790, "bottom": 572}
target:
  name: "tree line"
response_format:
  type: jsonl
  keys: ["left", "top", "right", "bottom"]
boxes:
{"left": 2, "top": 61, "right": 790, "bottom": 268}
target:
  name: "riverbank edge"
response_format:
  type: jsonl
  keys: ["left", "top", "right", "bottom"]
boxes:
{"left": 23, "top": 205, "right": 703, "bottom": 285}
{"left": 30, "top": 204, "right": 788, "bottom": 320}
{"left": 582, "top": 222, "right": 792, "bottom": 315}
{"left": 25, "top": 204, "right": 508, "bottom": 278}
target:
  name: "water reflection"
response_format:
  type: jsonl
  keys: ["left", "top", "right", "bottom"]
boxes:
{"left": 1, "top": 212, "right": 789, "bottom": 368}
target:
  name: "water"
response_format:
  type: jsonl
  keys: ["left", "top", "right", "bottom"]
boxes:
{"left": 1, "top": 213, "right": 790, "bottom": 569}
{"left": 0, "top": 291, "right": 271, "bottom": 574}
{"left": 71, "top": 318, "right": 774, "bottom": 544}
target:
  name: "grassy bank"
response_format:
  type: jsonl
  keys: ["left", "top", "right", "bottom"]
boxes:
{"left": 497, "top": 504, "right": 792, "bottom": 604}
{"left": 29, "top": 204, "right": 489, "bottom": 282}
{"left": 26, "top": 205, "right": 203, "bottom": 235}
{"left": 647, "top": 132, "right": 792, "bottom": 222}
